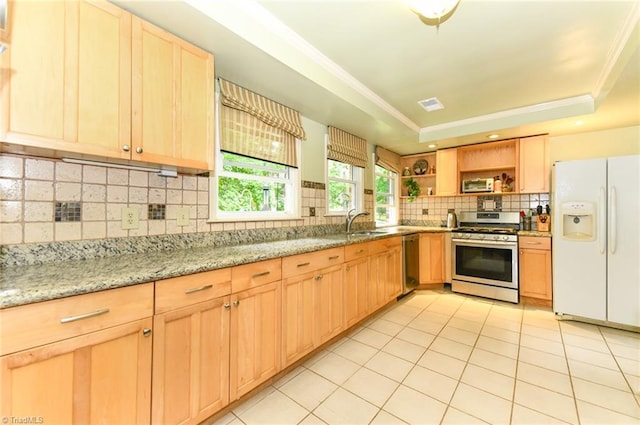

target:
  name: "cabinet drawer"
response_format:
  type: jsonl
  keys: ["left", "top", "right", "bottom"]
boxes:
{"left": 345, "top": 242, "right": 369, "bottom": 261}
{"left": 519, "top": 236, "right": 551, "bottom": 250}
{"left": 0, "top": 283, "right": 154, "bottom": 356}
{"left": 369, "top": 236, "right": 402, "bottom": 254}
{"left": 155, "top": 268, "right": 232, "bottom": 314}
{"left": 232, "top": 258, "right": 282, "bottom": 293}
{"left": 282, "top": 247, "right": 344, "bottom": 278}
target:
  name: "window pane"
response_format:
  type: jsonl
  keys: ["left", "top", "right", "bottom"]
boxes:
{"left": 328, "top": 181, "right": 354, "bottom": 211}
{"left": 219, "top": 177, "right": 286, "bottom": 212}
{"left": 222, "top": 151, "right": 287, "bottom": 179}
{"left": 375, "top": 175, "right": 392, "bottom": 194}
{"left": 375, "top": 165, "right": 391, "bottom": 177}
{"left": 375, "top": 206, "right": 390, "bottom": 222}
{"left": 328, "top": 160, "right": 352, "bottom": 179}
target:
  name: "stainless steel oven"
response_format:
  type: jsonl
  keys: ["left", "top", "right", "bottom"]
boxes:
{"left": 451, "top": 211, "right": 520, "bottom": 303}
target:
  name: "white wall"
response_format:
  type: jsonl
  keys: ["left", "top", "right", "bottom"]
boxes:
{"left": 550, "top": 125, "right": 640, "bottom": 163}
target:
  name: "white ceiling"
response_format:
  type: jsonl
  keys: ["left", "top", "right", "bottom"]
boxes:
{"left": 114, "top": 0, "right": 640, "bottom": 155}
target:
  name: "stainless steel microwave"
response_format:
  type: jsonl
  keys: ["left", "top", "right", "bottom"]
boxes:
{"left": 462, "top": 178, "right": 494, "bottom": 193}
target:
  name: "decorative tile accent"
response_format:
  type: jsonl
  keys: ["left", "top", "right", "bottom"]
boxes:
{"left": 302, "top": 180, "right": 326, "bottom": 189}
{"left": 477, "top": 196, "right": 502, "bottom": 212}
{"left": 55, "top": 202, "right": 82, "bottom": 222}
{"left": 148, "top": 204, "right": 166, "bottom": 220}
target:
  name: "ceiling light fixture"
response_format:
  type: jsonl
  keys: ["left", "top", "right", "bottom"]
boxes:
{"left": 488, "top": 134, "right": 499, "bottom": 139}
{"left": 427, "top": 144, "right": 437, "bottom": 148}
{"left": 575, "top": 120, "right": 584, "bottom": 126}
{"left": 406, "top": 0, "right": 461, "bottom": 26}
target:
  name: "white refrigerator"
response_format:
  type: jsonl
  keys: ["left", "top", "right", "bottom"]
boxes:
{"left": 553, "top": 155, "right": 640, "bottom": 327}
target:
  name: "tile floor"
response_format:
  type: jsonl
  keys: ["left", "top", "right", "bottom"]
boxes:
{"left": 215, "top": 289, "right": 640, "bottom": 424}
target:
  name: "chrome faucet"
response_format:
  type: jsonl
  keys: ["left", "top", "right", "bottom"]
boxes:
{"left": 346, "top": 208, "right": 370, "bottom": 233}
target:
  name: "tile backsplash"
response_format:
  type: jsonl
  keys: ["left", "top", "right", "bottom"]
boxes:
{"left": 0, "top": 154, "right": 369, "bottom": 245}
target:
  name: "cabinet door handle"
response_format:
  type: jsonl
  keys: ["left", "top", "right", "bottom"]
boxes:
{"left": 328, "top": 255, "right": 339, "bottom": 260}
{"left": 233, "top": 299, "right": 240, "bottom": 307}
{"left": 297, "top": 262, "right": 310, "bottom": 268}
{"left": 224, "top": 303, "right": 231, "bottom": 310}
{"left": 252, "top": 271, "right": 270, "bottom": 278}
{"left": 122, "top": 145, "right": 130, "bottom": 152}
{"left": 60, "top": 308, "right": 110, "bottom": 324}
{"left": 135, "top": 147, "right": 143, "bottom": 154}
{"left": 315, "top": 274, "right": 323, "bottom": 280}
{"left": 185, "top": 284, "right": 213, "bottom": 294}
{"left": 143, "top": 328, "right": 152, "bottom": 337}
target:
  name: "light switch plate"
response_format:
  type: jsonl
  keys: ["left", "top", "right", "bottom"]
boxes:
{"left": 176, "top": 206, "right": 190, "bottom": 226}
{"left": 121, "top": 207, "right": 139, "bottom": 230}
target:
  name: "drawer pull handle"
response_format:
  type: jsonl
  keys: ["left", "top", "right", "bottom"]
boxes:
{"left": 252, "top": 271, "right": 270, "bottom": 278}
{"left": 143, "top": 328, "right": 152, "bottom": 337}
{"left": 185, "top": 284, "right": 213, "bottom": 294}
{"left": 328, "top": 255, "right": 339, "bottom": 260}
{"left": 297, "top": 262, "right": 310, "bottom": 268}
{"left": 526, "top": 241, "right": 542, "bottom": 245}
{"left": 357, "top": 249, "right": 365, "bottom": 254}
{"left": 60, "top": 308, "right": 110, "bottom": 324}
{"left": 315, "top": 274, "right": 323, "bottom": 280}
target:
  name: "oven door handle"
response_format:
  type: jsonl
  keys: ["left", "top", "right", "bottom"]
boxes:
{"left": 452, "top": 239, "right": 517, "bottom": 247}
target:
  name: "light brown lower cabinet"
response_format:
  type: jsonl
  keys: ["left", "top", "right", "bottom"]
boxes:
{"left": 0, "top": 284, "right": 154, "bottom": 424}
{"left": 344, "top": 243, "right": 370, "bottom": 327}
{"left": 419, "top": 233, "right": 445, "bottom": 285}
{"left": 519, "top": 236, "right": 552, "bottom": 302}
{"left": 368, "top": 237, "right": 402, "bottom": 312}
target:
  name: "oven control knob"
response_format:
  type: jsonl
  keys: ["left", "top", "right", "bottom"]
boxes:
{"left": 493, "top": 235, "right": 500, "bottom": 241}
{"left": 478, "top": 234, "right": 485, "bottom": 240}
{"left": 503, "top": 235, "right": 509, "bottom": 241}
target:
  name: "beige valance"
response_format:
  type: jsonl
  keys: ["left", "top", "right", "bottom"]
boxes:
{"left": 327, "top": 126, "right": 368, "bottom": 168}
{"left": 219, "top": 79, "right": 306, "bottom": 140}
{"left": 375, "top": 146, "right": 401, "bottom": 174}
{"left": 220, "top": 106, "right": 297, "bottom": 167}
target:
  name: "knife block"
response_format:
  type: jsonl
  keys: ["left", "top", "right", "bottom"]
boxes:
{"left": 536, "top": 214, "right": 550, "bottom": 232}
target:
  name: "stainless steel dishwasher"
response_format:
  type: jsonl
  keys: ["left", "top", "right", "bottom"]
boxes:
{"left": 402, "top": 233, "right": 420, "bottom": 296}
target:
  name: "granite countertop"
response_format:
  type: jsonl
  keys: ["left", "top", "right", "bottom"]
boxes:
{"left": 1, "top": 226, "right": 449, "bottom": 309}
{"left": 518, "top": 231, "right": 552, "bottom": 237}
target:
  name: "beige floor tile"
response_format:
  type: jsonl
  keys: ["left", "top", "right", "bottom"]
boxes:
{"left": 302, "top": 349, "right": 330, "bottom": 368}
{"left": 517, "top": 362, "right": 573, "bottom": 396}
{"left": 381, "top": 338, "right": 425, "bottom": 363}
{"left": 400, "top": 292, "right": 436, "bottom": 310}
{"left": 417, "top": 349, "right": 467, "bottom": 380}
{"left": 568, "top": 358, "right": 631, "bottom": 391}
{"left": 510, "top": 404, "right": 570, "bottom": 424}
{"left": 521, "top": 323, "right": 562, "bottom": 342}
{"left": 307, "top": 352, "right": 360, "bottom": 385}
{"left": 514, "top": 380, "right": 578, "bottom": 424}
{"left": 402, "top": 365, "right": 458, "bottom": 404}
{"left": 486, "top": 305, "right": 523, "bottom": 322}
{"left": 211, "top": 412, "right": 242, "bottom": 425}
{"left": 313, "top": 388, "right": 379, "bottom": 425}
{"left": 469, "top": 348, "right": 517, "bottom": 377}
{"left": 440, "top": 325, "right": 480, "bottom": 346}
{"left": 572, "top": 377, "right": 640, "bottom": 418}
{"left": 461, "top": 363, "right": 515, "bottom": 400}
{"left": 416, "top": 309, "right": 452, "bottom": 324}
{"left": 430, "top": 337, "right": 473, "bottom": 361}
{"left": 518, "top": 346, "right": 569, "bottom": 374}
{"left": 484, "top": 316, "right": 522, "bottom": 332}
{"left": 480, "top": 324, "right": 521, "bottom": 345}
{"left": 600, "top": 326, "right": 640, "bottom": 347}
{"left": 406, "top": 317, "right": 446, "bottom": 335}
{"left": 231, "top": 386, "right": 276, "bottom": 417}
{"left": 273, "top": 366, "right": 305, "bottom": 389}
{"left": 351, "top": 327, "right": 393, "bottom": 349}
{"left": 298, "top": 413, "right": 327, "bottom": 424}
{"left": 380, "top": 310, "right": 415, "bottom": 326}
{"left": 625, "top": 372, "right": 640, "bottom": 394}
{"left": 332, "top": 338, "right": 379, "bottom": 366}
{"left": 278, "top": 369, "right": 337, "bottom": 411}
{"left": 609, "top": 340, "right": 640, "bottom": 361}
{"left": 234, "top": 390, "right": 309, "bottom": 425}
{"left": 450, "top": 383, "right": 512, "bottom": 424}
{"left": 616, "top": 355, "right": 640, "bottom": 376}
{"left": 576, "top": 400, "right": 640, "bottom": 425}
{"left": 395, "top": 326, "right": 435, "bottom": 347}
{"left": 342, "top": 367, "right": 399, "bottom": 407}
{"left": 365, "top": 351, "right": 414, "bottom": 382}
{"left": 440, "top": 407, "right": 489, "bottom": 424}
{"left": 475, "top": 335, "right": 519, "bottom": 359}
{"left": 425, "top": 302, "right": 459, "bottom": 316}
{"left": 519, "top": 333, "right": 565, "bottom": 356}
{"left": 369, "top": 409, "right": 408, "bottom": 424}
{"left": 559, "top": 321, "right": 602, "bottom": 340}
{"left": 448, "top": 317, "right": 484, "bottom": 333}
{"left": 383, "top": 384, "right": 447, "bottom": 425}
{"left": 564, "top": 344, "right": 619, "bottom": 370}
{"left": 367, "top": 318, "right": 405, "bottom": 336}
{"left": 521, "top": 315, "right": 560, "bottom": 331}
{"left": 562, "top": 333, "right": 610, "bottom": 353}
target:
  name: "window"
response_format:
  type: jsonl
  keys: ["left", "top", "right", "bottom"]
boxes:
{"left": 374, "top": 164, "right": 398, "bottom": 225}
{"left": 212, "top": 151, "right": 300, "bottom": 221}
{"left": 327, "top": 159, "right": 363, "bottom": 214}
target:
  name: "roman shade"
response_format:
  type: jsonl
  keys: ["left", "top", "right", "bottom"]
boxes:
{"left": 219, "top": 79, "right": 305, "bottom": 167}
{"left": 327, "top": 126, "right": 368, "bottom": 168}
{"left": 375, "top": 146, "right": 401, "bottom": 174}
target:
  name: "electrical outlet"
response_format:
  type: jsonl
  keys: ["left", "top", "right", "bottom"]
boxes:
{"left": 121, "top": 207, "right": 139, "bottom": 230}
{"left": 422, "top": 209, "right": 429, "bottom": 215}
{"left": 176, "top": 206, "right": 190, "bottom": 226}
{"left": 309, "top": 207, "right": 316, "bottom": 217}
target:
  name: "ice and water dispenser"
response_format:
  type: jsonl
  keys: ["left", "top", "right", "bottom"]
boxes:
{"left": 560, "top": 202, "right": 596, "bottom": 240}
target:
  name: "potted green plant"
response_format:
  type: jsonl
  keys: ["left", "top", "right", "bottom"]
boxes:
{"left": 403, "top": 178, "right": 420, "bottom": 202}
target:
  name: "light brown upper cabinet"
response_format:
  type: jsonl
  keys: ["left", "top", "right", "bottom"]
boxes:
{"left": 458, "top": 139, "right": 518, "bottom": 193}
{"left": 1, "top": 1, "right": 214, "bottom": 172}
{"left": 132, "top": 17, "right": 214, "bottom": 171}
{"left": 1, "top": 1, "right": 132, "bottom": 160}
{"left": 435, "top": 148, "right": 458, "bottom": 196}
{"left": 518, "top": 135, "right": 549, "bottom": 193}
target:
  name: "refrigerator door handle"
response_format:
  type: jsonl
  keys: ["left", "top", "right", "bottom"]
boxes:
{"left": 610, "top": 186, "right": 616, "bottom": 255}
{"left": 599, "top": 186, "right": 606, "bottom": 254}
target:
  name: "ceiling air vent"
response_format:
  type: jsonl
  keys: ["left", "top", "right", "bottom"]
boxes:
{"left": 418, "top": 97, "right": 444, "bottom": 112}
